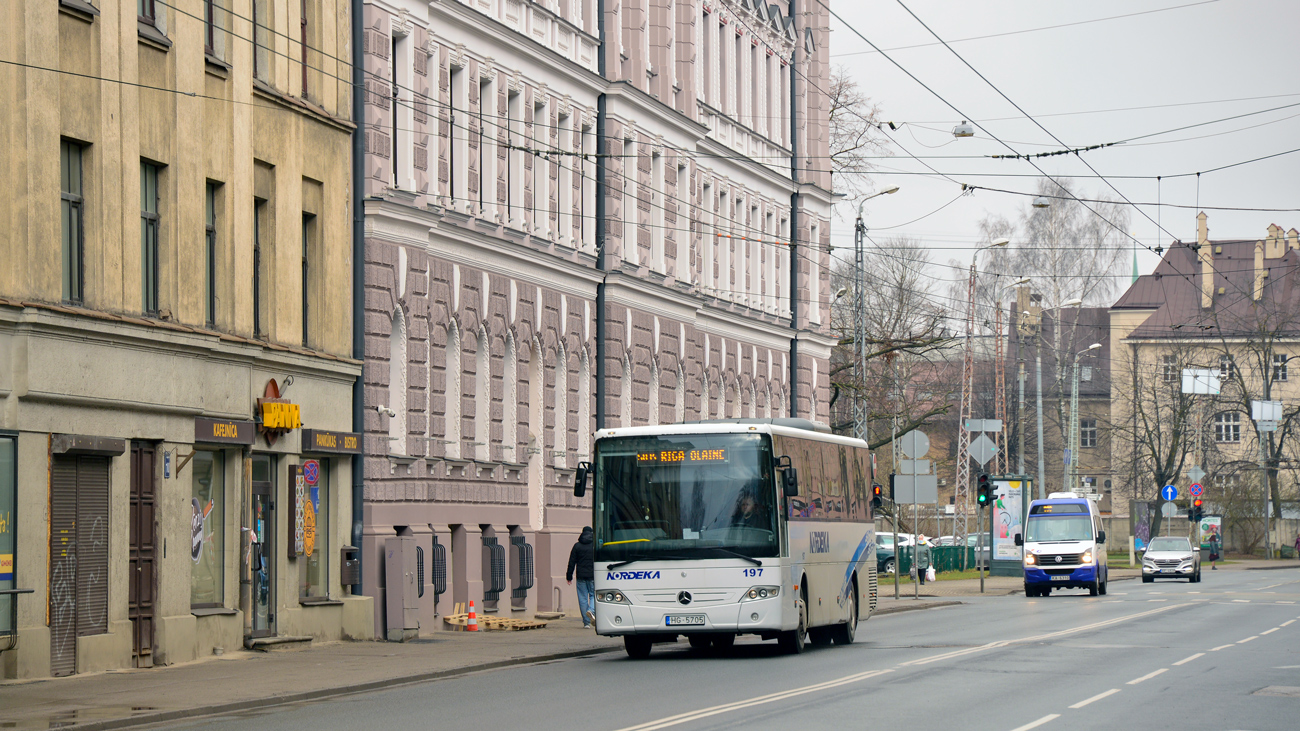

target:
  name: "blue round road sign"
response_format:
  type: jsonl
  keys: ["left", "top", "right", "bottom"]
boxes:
{"left": 1190, "top": 483, "right": 1203, "bottom": 497}
{"left": 1161, "top": 484, "right": 1178, "bottom": 501}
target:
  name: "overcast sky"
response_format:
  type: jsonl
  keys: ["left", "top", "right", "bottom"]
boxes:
{"left": 828, "top": 0, "right": 1300, "bottom": 304}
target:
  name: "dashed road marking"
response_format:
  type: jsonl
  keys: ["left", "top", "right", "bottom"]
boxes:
{"left": 1127, "top": 668, "right": 1168, "bottom": 685}
{"left": 1010, "top": 714, "right": 1061, "bottom": 731}
{"left": 1281, "top": 620, "right": 1296, "bottom": 627}
{"left": 1238, "top": 636, "right": 1259, "bottom": 644}
{"left": 1068, "top": 689, "right": 1120, "bottom": 709}
{"left": 1233, "top": 599, "right": 1251, "bottom": 603}
{"left": 1148, "top": 599, "right": 1168, "bottom": 602}
{"left": 1210, "top": 644, "right": 1235, "bottom": 652}
{"left": 1173, "top": 653, "right": 1204, "bottom": 666}
{"left": 1261, "top": 628, "right": 1280, "bottom": 636}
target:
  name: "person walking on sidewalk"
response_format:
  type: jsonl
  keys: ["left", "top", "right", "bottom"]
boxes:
{"left": 1293, "top": 532, "right": 1300, "bottom": 560}
{"left": 567, "top": 526, "right": 596, "bottom": 627}
{"left": 1209, "top": 532, "right": 1221, "bottom": 570}
{"left": 914, "top": 535, "right": 932, "bottom": 585}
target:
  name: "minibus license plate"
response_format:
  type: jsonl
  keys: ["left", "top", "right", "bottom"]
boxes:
{"left": 1051, "top": 575, "right": 1070, "bottom": 581}
{"left": 666, "top": 615, "right": 706, "bottom": 627}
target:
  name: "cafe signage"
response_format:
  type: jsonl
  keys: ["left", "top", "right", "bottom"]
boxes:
{"left": 257, "top": 379, "right": 301, "bottom": 446}
{"left": 302, "top": 429, "right": 361, "bottom": 454}
{"left": 194, "top": 418, "right": 256, "bottom": 445}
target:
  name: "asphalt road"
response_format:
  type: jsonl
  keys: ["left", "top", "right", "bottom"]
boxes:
{"left": 164, "top": 568, "right": 1300, "bottom": 731}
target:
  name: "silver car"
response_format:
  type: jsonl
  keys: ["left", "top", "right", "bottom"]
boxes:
{"left": 1141, "top": 536, "right": 1202, "bottom": 583}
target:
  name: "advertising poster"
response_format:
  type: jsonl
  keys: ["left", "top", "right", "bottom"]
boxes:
{"left": 1131, "top": 501, "right": 1154, "bottom": 550}
{"left": 1199, "top": 515, "right": 1222, "bottom": 550}
{"left": 992, "top": 480, "right": 1024, "bottom": 561}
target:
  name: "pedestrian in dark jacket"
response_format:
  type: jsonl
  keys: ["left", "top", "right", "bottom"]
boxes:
{"left": 567, "top": 527, "right": 596, "bottom": 627}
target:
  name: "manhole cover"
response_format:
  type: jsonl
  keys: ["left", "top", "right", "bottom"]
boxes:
{"left": 1253, "top": 686, "right": 1300, "bottom": 697}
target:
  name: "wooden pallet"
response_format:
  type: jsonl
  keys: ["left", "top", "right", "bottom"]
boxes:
{"left": 442, "top": 604, "right": 549, "bottom": 631}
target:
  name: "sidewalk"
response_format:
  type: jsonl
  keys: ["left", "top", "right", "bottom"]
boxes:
{"left": 0, "top": 617, "right": 622, "bottom": 731}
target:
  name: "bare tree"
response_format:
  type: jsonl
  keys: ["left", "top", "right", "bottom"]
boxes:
{"left": 829, "top": 236, "right": 955, "bottom": 450}
{"left": 827, "top": 66, "right": 890, "bottom": 202}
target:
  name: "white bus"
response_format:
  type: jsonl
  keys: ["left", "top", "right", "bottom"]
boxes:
{"left": 574, "top": 418, "right": 879, "bottom": 658}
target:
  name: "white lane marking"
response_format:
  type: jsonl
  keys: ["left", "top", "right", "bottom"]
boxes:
{"left": 1210, "top": 644, "right": 1235, "bottom": 652}
{"left": 611, "top": 669, "right": 895, "bottom": 731}
{"left": 1148, "top": 599, "right": 1168, "bottom": 602}
{"left": 1010, "top": 714, "right": 1061, "bottom": 731}
{"left": 1233, "top": 599, "right": 1251, "bottom": 603}
{"left": 1127, "top": 668, "right": 1168, "bottom": 685}
{"left": 1187, "top": 591, "right": 1201, "bottom": 594}
{"left": 1261, "top": 628, "right": 1280, "bottom": 636}
{"left": 1068, "top": 688, "right": 1120, "bottom": 709}
{"left": 1238, "top": 635, "right": 1259, "bottom": 644}
{"left": 1276, "top": 665, "right": 1300, "bottom": 669}
{"left": 1279, "top": 601, "right": 1296, "bottom": 604}
{"left": 1173, "top": 653, "right": 1205, "bottom": 666}
{"left": 901, "top": 604, "right": 1189, "bottom": 667}
{"left": 1281, "top": 620, "right": 1297, "bottom": 627}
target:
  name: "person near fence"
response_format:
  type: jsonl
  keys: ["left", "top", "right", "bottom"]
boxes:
{"left": 1208, "top": 532, "right": 1221, "bottom": 570}
{"left": 566, "top": 526, "right": 596, "bottom": 627}
{"left": 915, "top": 535, "right": 932, "bottom": 585}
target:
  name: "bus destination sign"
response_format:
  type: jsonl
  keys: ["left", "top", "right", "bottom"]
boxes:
{"left": 636, "top": 448, "right": 729, "bottom": 465}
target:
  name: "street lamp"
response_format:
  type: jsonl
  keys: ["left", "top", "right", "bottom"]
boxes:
{"left": 1067, "top": 342, "right": 1103, "bottom": 493}
{"left": 952, "top": 121, "right": 975, "bottom": 138}
{"left": 852, "top": 186, "right": 900, "bottom": 443}
{"left": 1032, "top": 196, "right": 1052, "bottom": 208}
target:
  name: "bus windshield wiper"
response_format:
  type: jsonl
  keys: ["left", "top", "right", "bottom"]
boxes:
{"left": 700, "top": 547, "right": 763, "bottom": 566}
{"left": 606, "top": 554, "right": 695, "bottom": 569}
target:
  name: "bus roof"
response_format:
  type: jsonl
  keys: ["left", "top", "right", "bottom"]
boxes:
{"left": 594, "top": 421, "right": 869, "bottom": 448}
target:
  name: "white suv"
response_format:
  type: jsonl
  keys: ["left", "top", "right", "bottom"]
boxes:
{"left": 1142, "top": 536, "right": 1201, "bottom": 583}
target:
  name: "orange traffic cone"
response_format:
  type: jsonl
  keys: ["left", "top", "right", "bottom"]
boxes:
{"left": 467, "top": 600, "right": 479, "bottom": 632}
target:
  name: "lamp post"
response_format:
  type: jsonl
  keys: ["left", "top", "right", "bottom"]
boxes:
{"left": 1067, "top": 342, "right": 1103, "bottom": 492}
{"left": 852, "top": 186, "right": 899, "bottom": 444}
{"left": 1035, "top": 298, "right": 1081, "bottom": 499}
{"left": 1005, "top": 277, "right": 1030, "bottom": 476}
{"left": 956, "top": 237, "right": 1009, "bottom": 541}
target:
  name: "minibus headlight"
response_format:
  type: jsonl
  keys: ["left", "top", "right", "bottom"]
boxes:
{"left": 1024, "top": 553, "right": 1037, "bottom": 566}
{"left": 1081, "top": 550, "right": 1093, "bottom": 564}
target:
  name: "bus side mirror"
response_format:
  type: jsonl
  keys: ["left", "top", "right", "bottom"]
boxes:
{"left": 574, "top": 461, "right": 592, "bottom": 497}
{"left": 782, "top": 468, "right": 799, "bottom": 497}
{"left": 1097, "top": 530, "right": 1106, "bottom": 545}
{"left": 1014, "top": 534, "right": 1023, "bottom": 546}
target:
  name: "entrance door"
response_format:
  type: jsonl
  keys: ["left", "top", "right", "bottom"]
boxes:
{"left": 49, "top": 454, "right": 110, "bottom": 677}
{"left": 129, "top": 443, "right": 156, "bottom": 667}
{"left": 251, "top": 455, "right": 276, "bottom": 637}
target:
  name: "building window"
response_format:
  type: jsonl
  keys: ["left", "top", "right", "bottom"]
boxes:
{"left": 61, "top": 141, "right": 85, "bottom": 304}
{"left": 1274, "top": 353, "right": 1288, "bottom": 382}
{"left": 388, "top": 309, "right": 407, "bottom": 454}
{"left": 191, "top": 451, "right": 225, "bottom": 607}
{"left": 1219, "top": 354, "right": 1236, "bottom": 380}
{"left": 205, "top": 183, "right": 218, "bottom": 327}
{"left": 299, "top": 459, "right": 329, "bottom": 599}
{"left": 138, "top": 0, "right": 155, "bottom": 23}
{"left": 140, "top": 162, "right": 160, "bottom": 315}
{"left": 252, "top": 0, "right": 270, "bottom": 81}
{"left": 1080, "top": 419, "right": 1097, "bottom": 448}
{"left": 301, "top": 214, "right": 314, "bottom": 347}
{"left": 1161, "top": 354, "right": 1176, "bottom": 383}
{"left": 299, "top": 0, "right": 310, "bottom": 96}
{"left": 1215, "top": 411, "right": 1241, "bottom": 443}
{"left": 204, "top": 0, "right": 216, "bottom": 54}
{"left": 253, "top": 199, "right": 265, "bottom": 338}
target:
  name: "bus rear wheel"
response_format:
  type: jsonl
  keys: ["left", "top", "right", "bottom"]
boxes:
{"left": 624, "top": 635, "right": 653, "bottom": 659}
{"left": 778, "top": 595, "right": 808, "bottom": 655}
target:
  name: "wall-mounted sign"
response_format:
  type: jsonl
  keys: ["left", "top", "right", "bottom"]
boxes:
{"left": 257, "top": 379, "right": 301, "bottom": 446}
{"left": 302, "top": 429, "right": 361, "bottom": 454}
{"left": 194, "top": 418, "right": 256, "bottom": 445}
{"left": 289, "top": 464, "right": 306, "bottom": 558}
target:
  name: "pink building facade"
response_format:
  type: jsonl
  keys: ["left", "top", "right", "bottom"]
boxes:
{"left": 359, "top": 0, "right": 835, "bottom": 635}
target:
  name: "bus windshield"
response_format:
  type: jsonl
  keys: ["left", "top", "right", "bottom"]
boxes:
{"left": 593, "top": 433, "right": 778, "bottom": 561}
{"left": 1025, "top": 515, "right": 1095, "bottom": 542}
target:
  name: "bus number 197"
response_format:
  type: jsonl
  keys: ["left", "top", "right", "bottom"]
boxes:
{"left": 743, "top": 568, "right": 763, "bottom": 577}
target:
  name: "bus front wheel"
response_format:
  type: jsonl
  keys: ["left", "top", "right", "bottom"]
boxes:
{"left": 624, "top": 635, "right": 653, "bottom": 659}
{"left": 778, "top": 593, "right": 808, "bottom": 654}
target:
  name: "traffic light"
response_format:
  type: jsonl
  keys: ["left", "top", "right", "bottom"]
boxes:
{"left": 976, "top": 472, "right": 993, "bottom": 508}
{"left": 871, "top": 483, "right": 884, "bottom": 509}
{"left": 1189, "top": 498, "right": 1204, "bottom": 523}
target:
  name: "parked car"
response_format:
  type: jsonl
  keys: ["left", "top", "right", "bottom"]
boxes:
{"left": 876, "top": 544, "right": 896, "bottom": 575}
{"left": 1142, "top": 536, "right": 1201, "bottom": 583}
{"left": 935, "top": 534, "right": 992, "bottom": 565}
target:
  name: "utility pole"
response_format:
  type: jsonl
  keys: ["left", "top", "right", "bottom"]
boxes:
{"left": 1035, "top": 351, "right": 1046, "bottom": 501}
{"left": 994, "top": 304, "right": 1007, "bottom": 475}
{"left": 957, "top": 239, "right": 1008, "bottom": 539}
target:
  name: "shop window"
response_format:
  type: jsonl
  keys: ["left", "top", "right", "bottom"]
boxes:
{"left": 300, "top": 459, "right": 329, "bottom": 599}
{"left": 190, "top": 451, "right": 225, "bottom": 607}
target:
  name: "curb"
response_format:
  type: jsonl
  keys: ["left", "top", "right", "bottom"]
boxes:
{"left": 1245, "top": 564, "right": 1300, "bottom": 571}
{"left": 27, "top": 644, "right": 624, "bottom": 731}
{"left": 873, "top": 600, "right": 963, "bottom": 615}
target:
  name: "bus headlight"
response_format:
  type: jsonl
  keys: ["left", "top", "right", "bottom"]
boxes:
{"left": 597, "top": 590, "right": 630, "bottom": 604}
{"left": 743, "top": 586, "right": 780, "bottom": 601}
{"left": 1024, "top": 554, "right": 1037, "bottom": 566}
